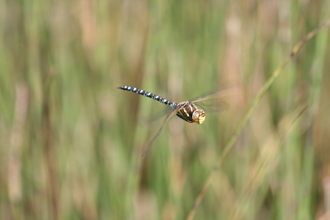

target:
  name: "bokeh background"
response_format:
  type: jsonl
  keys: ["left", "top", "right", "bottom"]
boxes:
{"left": 1, "top": 0, "right": 330, "bottom": 219}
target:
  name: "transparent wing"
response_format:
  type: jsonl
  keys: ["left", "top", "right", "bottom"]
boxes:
{"left": 190, "top": 85, "right": 240, "bottom": 103}
{"left": 140, "top": 108, "right": 173, "bottom": 128}
{"left": 141, "top": 105, "right": 184, "bottom": 158}
{"left": 195, "top": 101, "right": 230, "bottom": 114}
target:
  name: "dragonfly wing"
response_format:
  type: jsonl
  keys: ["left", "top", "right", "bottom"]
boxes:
{"left": 190, "top": 85, "right": 240, "bottom": 103}
{"left": 141, "top": 105, "right": 184, "bottom": 158}
{"left": 195, "top": 101, "right": 230, "bottom": 114}
{"left": 140, "top": 108, "right": 173, "bottom": 129}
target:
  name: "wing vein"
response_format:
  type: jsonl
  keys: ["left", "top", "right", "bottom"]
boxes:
{"left": 141, "top": 105, "right": 184, "bottom": 158}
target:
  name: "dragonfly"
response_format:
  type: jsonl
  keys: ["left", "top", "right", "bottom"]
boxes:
{"left": 118, "top": 85, "right": 234, "bottom": 158}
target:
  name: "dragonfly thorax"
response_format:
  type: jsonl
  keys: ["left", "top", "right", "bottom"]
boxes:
{"left": 175, "top": 102, "right": 206, "bottom": 124}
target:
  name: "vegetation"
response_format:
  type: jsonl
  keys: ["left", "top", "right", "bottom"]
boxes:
{"left": 0, "top": 1, "right": 329, "bottom": 219}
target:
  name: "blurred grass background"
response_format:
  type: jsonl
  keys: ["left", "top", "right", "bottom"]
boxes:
{"left": 1, "top": 0, "right": 330, "bottom": 219}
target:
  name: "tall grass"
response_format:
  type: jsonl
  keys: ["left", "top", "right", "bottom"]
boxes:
{"left": 0, "top": 1, "right": 329, "bottom": 220}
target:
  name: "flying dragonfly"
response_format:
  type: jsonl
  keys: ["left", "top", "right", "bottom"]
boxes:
{"left": 118, "top": 85, "right": 235, "bottom": 158}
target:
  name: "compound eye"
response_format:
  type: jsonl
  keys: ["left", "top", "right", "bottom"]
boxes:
{"left": 192, "top": 109, "right": 206, "bottom": 124}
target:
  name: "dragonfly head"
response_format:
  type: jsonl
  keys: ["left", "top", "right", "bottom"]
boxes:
{"left": 192, "top": 109, "right": 206, "bottom": 124}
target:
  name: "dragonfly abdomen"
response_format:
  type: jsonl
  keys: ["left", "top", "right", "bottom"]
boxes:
{"left": 117, "top": 86, "right": 176, "bottom": 107}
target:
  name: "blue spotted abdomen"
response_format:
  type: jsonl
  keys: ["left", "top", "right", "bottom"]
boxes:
{"left": 117, "top": 86, "right": 176, "bottom": 107}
